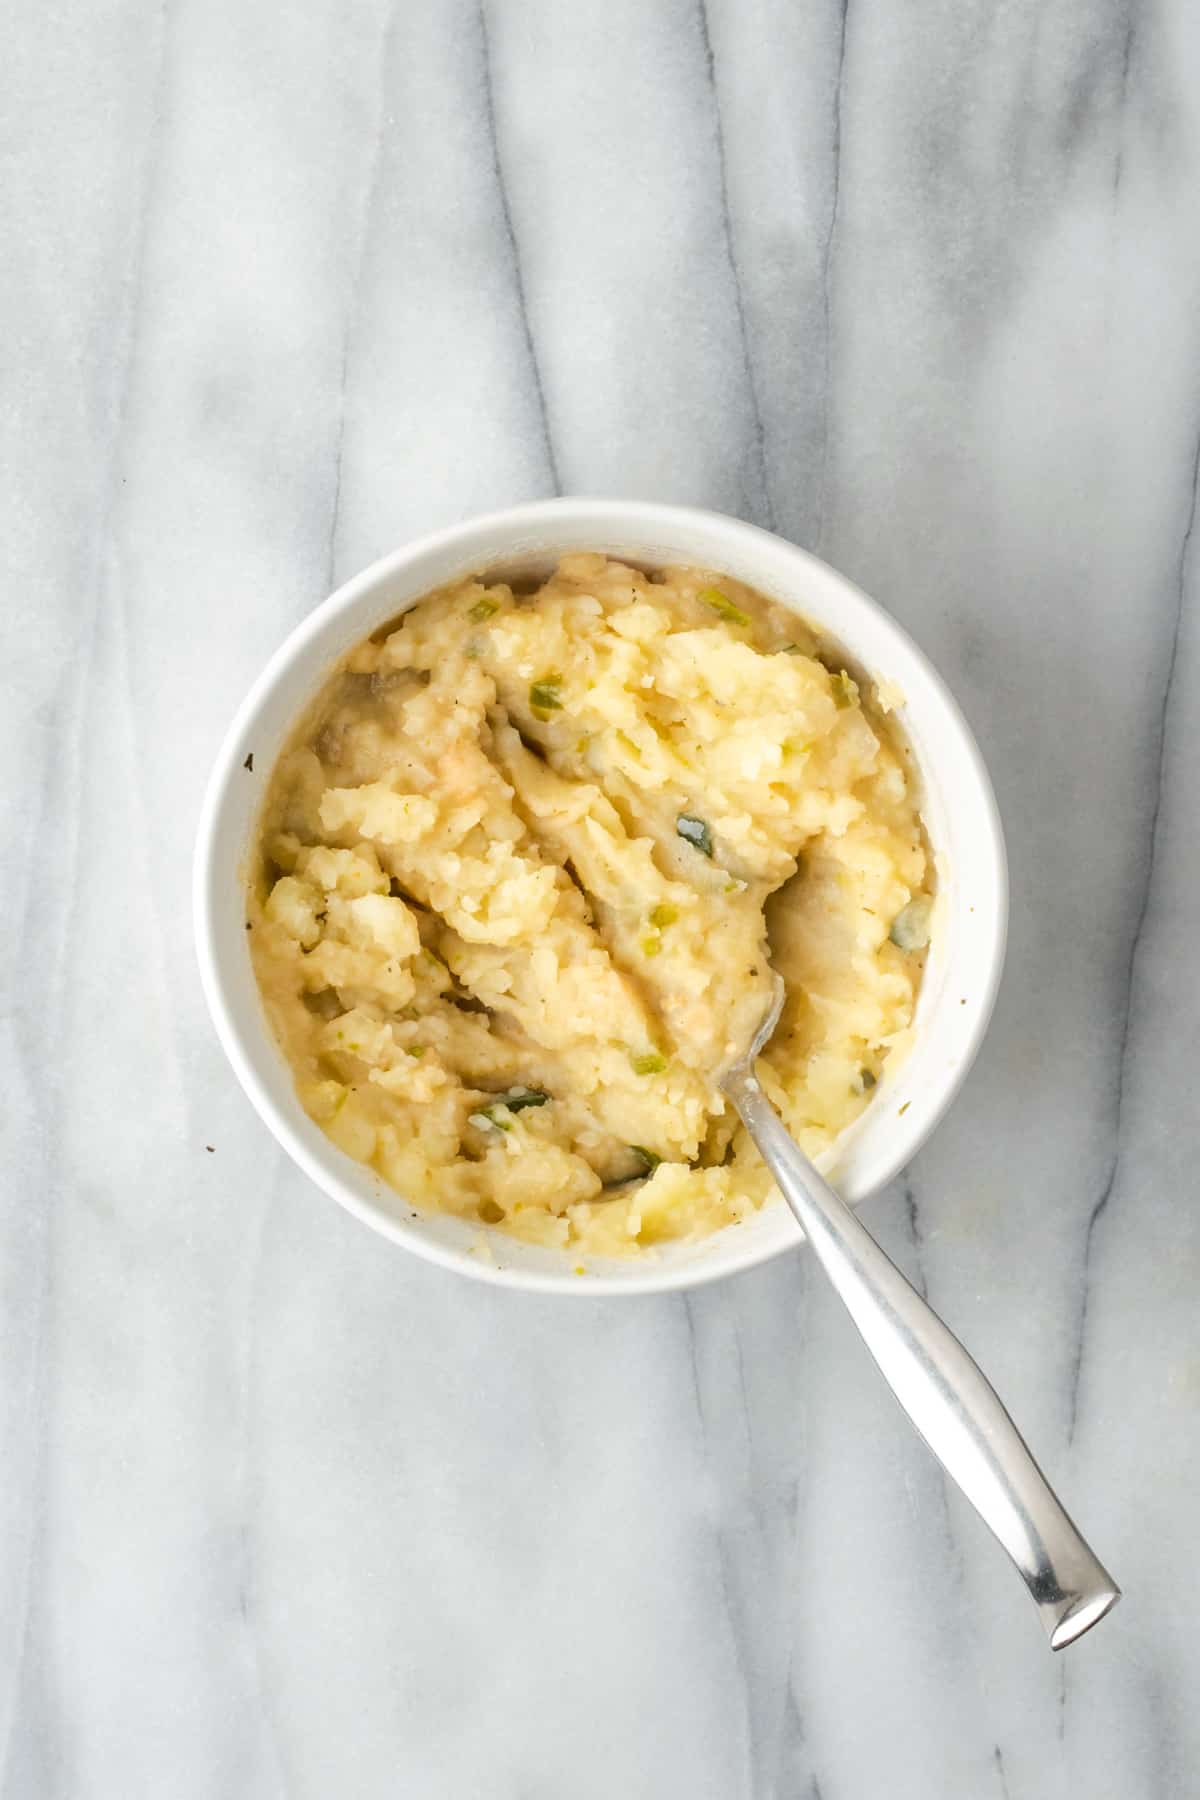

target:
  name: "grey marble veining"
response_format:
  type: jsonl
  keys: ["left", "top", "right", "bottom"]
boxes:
{"left": 3, "top": 1, "right": 1199, "bottom": 1795}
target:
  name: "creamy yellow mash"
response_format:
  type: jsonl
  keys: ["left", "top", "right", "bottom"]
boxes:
{"left": 249, "top": 555, "right": 931, "bottom": 1256}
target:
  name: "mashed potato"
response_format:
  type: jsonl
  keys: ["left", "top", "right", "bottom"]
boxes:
{"left": 249, "top": 555, "right": 931, "bottom": 1256}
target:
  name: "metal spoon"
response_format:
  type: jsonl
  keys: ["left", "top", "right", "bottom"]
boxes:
{"left": 722, "top": 973, "right": 1120, "bottom": 1650}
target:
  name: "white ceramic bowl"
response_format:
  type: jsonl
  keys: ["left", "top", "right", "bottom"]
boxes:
{"left": 195, "top": 499, "right": 1006, "bottom": 1295}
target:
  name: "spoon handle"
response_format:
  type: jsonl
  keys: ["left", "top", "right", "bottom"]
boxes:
{"left": 725, "top": 1064, "right": 1120, "bottom": 1649}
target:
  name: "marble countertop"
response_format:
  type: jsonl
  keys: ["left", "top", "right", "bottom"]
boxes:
{"left": 4, "top": 0, "right": 1199, "bottom": 1794}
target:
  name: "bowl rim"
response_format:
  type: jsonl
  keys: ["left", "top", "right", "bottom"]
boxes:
{"left": 194, "top": 497, "right": 1008, "bottom": 1296}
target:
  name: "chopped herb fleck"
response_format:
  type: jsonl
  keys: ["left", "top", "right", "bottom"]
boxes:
{"left": 640, "top": 934, "right": 662, "bottom": 957}
{"left": 243, "top": 752, "right": 254, "bottom": 772}
{"left": 529, "top": 675, "right": 564, "bottom": 718}
{"left": 405, "top": 1045, "right": 426, "bottom": 1059}
{"left": 469, "top": 597, "right": 499, "bottom": 622}
{"left": 629, "top": 1146, "right": 661, "bottom": 1175}
{"left": 858, "top": 1068, "right": 876, "bottom": 1092}
{"left": 898, "top": 1101, "right": 911, "bottom": 1116}
{"left": 676, "top": 814, "right": 713, "bottom": 857}
{"left": 649, "top": 903, "right": 678, "bottom": 928}
{"left": 496, "top": 1086, "right": 549, "bottom": 1112}
{"left": 630, "top": 1051, "right": 668, "bottom": 1076}
{"left": 700, "top": 588, "right": 751, "bottom": 627}
{"left": 832, "top": 669, "right": 857, "bottom": 709}
{"left": 778, "top": 642, "right": 803, "bottom": 655}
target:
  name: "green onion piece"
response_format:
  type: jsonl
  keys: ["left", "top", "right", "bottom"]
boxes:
{"left": 470, "top": 1107, "right": 512, "bottom": 1133}
{"left": 629, "top": 1146, "right": 661, "bottom": 1175}
{"left": 889, "top": 896, "right": 933, "bottom": 952}
{"left": 529, "top": 676, "right": 564, "bottom": 718}
{"left": 469, "top": 597, "right": 499, "bottom": 622}
{"left": 700, "top": 588, "right": 751, "bottom": 627}
{"left": 676, "top": 814, "right": 713, "bottom": 857}
{"left": 496, "top": 1086, "right": 549, "bottom": 1113}
{"left": 649, "top": 903, "right": 678, "bottom": 928}
{"left": 630, "top": 1051, "right": 668, "bottom": 1076}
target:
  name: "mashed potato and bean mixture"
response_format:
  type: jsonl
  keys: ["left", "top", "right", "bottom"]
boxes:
{"left": 250, "top": 556, "right": 932, "bottom": 1257}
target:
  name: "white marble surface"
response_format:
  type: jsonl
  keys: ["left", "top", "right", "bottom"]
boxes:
{"left": 3, "top": 0, "right": 1199, "bottom": 1793}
